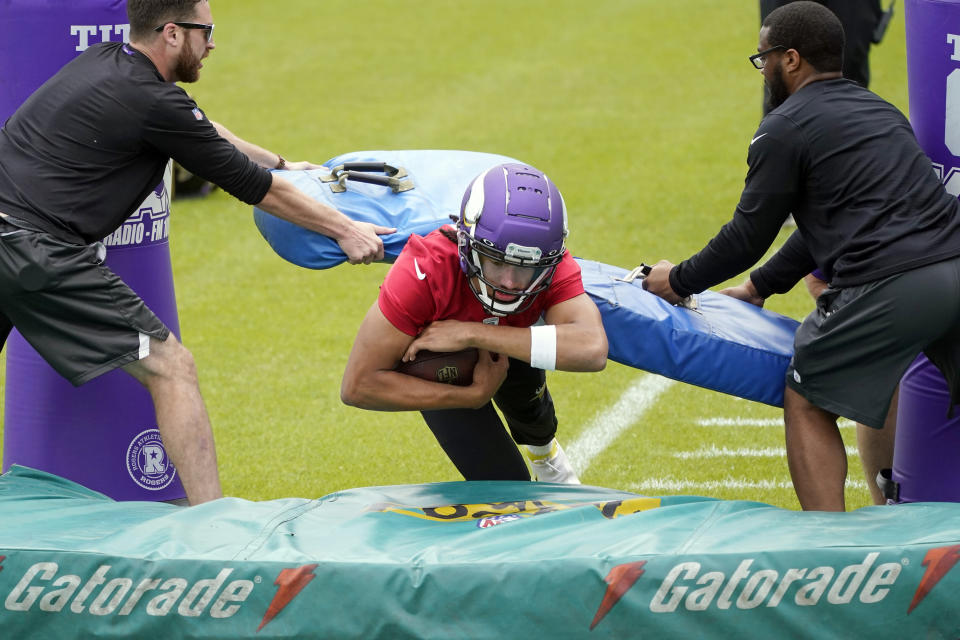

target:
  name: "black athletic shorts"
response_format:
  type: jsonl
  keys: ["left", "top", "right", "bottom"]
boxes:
{"left": 787, "top": 256, "right": 960, "bottom": 428}
{"left": 0, "top": 219, "right": 169, "bottom": 386}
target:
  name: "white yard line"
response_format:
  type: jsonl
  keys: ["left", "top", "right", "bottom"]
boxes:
{"left": 565, "top": 374, "right": 675, "bottom": 473}
{"left": 696, "top": 417, "right": 856, "bottom": 428}
{"left": 628, "top": 477, "right": 868, "bottom": 492}
{"left": 696, "top": 417, "right": 782, "bottom": 427}
{"left": 566, "top": 375, "right": 860, "bottom": 491}
{"left": 673, "top": 445, "right": 859, "bottom": 459}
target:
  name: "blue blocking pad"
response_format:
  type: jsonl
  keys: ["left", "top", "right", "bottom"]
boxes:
{"left": 254, "top": 149, "right": 521, "bottom": 269}
{"left": 578, "top": 258, "right": 800, "bottom": 407}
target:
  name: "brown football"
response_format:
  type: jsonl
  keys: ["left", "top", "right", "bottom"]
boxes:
{"left": 395, "top": 348, "right": 479, "bottom": 386}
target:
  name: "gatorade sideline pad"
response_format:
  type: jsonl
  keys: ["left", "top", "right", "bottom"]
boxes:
{"left": 255, "top": 150, "right": 799, "bottom": 406}
{"left": 0, "top": 466, "right": 957, "bottom": 638}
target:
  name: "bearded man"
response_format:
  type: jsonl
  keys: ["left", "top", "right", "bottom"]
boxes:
{"left": 0, "top": 0, "right": 394, "bottom": 504}
{"left": 643, "top": 2, "right": 960, "bottom": 511}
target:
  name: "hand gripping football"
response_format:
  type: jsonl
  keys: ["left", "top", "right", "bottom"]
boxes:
{"left": 395, "top": 348, "right": 479, "bottom": 386}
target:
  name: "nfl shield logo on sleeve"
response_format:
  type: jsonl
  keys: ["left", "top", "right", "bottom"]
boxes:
{"left": 192, "top": 107, "right": 204, "bottom": 121}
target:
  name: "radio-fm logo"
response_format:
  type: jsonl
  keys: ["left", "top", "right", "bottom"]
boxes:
{"left": 103, "top": 173, "right": 172, "bottom": 248}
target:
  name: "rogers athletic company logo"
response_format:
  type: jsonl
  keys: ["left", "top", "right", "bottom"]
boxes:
{"left": 126, "top": 429, "right": 177, "bottom": 491}
{"left": 589, "top": 548, "right": 960, "bottom": 630}
{"left": 2, "top": 560, "right": 317, "bottom": 632}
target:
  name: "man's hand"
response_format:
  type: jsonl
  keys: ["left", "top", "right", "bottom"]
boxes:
{"left": 802, "top": 273, "right": 828, "bottom": 300}
{"left": 719, "top": 278, "right": 765, "bottom": 307}
{"left": 283, "top": 160, "right": 327, "bottom": 171}
{"left": 466, "top": 349, "right": 509, "bottom": 408}
{"left": 402, "top": 320, "right": 473, "bottom": 362}
{"left": 337, "top": 221, "right": 396, "bottom": 265}
{"left": 642, "top": 260, "right": 683, "bottom": 305}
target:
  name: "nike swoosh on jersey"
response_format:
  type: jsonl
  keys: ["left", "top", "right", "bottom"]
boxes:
{"left": 750, "top": 133, "right": 768, "bottom": 145}
{"left": 414, "top": 258, "right": 426, "bottom": 280}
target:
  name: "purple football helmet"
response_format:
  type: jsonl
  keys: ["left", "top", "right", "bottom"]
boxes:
{"left": 456, "top": 163, "right": 568, "bottom": 316}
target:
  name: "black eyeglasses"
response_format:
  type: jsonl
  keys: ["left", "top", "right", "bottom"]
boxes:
{"left": 154, "top": 22, "right": 215, "bottom": 43}
{"left": 749, "top": 45, "right": 786, "bottom": 69}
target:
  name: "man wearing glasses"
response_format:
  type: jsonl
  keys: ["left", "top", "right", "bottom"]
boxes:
{"left": 0, "top": 0, "right": 394, "bottom": 505}
{"left": 643, "top": 2, "right": 960, "bottom": 511}
{"left": 760, "top": 0, "right": 887, "bottom": 95}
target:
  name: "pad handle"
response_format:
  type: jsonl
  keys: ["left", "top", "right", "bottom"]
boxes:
{"left": 321, "top": 163, "right": 414, "bottom": 193}
{"left": 338, "top": 162, "right": 404, "bottom": 176}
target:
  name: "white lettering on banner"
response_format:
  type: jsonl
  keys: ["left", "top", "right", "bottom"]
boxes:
{"left": 70, "top": 24, "right": 130, "bottom": 52}
{"left": 948, "top": 34, "right": 960, "bottom": 61}
{"left": 4, "top": 562, "right": 254, "bottom": 618}
{"left": 101, "top": 177, "right": 171, "bottom": 247}
{"left": 102, "top": 219, "right": 170, "bottom": 247}
{"left": 932, "top": 162, "right": 960, "bottom": 198}
{"left": 946, "top": 70, "right": 960, "bottom": 156}
{"left": 648, "top": 553, "right": 901, "bottom": 613}
{"left": 152, "top": 216, "right": 170, "bottom": 242}
{"left": 102, "top": 223, "right": 147, "bottom": 247}
{"left": 936, "top": 33, "right": 960, "bottom": 192}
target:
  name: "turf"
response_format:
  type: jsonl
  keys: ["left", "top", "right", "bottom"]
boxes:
{"left": 0, "top": 0, "right": 909, "bottom": 508}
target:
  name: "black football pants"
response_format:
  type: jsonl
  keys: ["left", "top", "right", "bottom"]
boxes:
{"left": 420, "top": 357, "right": 558, "bottom": 481}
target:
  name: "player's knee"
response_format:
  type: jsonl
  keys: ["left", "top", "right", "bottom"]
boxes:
{"left": 143, "top": 335, "right": 198, "bottom": 385}
{"left": 169, "top": 340, "right": 199, "bottom": 383}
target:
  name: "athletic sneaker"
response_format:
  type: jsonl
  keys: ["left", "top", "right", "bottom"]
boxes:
{"left": 525, "top": 439, "right": 581, "bottom": 484}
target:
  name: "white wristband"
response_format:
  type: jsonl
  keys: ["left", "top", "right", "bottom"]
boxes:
{"left": 529, "top": 324, "right": 557, "bottom": 370}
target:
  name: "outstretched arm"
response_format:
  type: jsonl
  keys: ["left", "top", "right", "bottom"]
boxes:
{"left": 256, "top": 175, "right": 395, "bottom": 264}
{"left": 211, "top": 121, "right": 324, "bottom": 171}
{"left": 403, "top": 293, "right": 608, "bottom": 372}
{"left": 341, "top": 303, "right": 509, "bottom": 410}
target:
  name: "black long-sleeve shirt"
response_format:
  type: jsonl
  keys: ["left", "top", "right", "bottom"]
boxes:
{"left": 670, "top": 78, "right": 960, "bottom": 299}
{"left": 0, "top": 42, "right": 272, "bottom": 244}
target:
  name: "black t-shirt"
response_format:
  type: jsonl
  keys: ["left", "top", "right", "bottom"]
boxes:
{"left": 0, "top": 42, "right": 272, "bottom": 244}
{"left": 670, "top": 78, "right": 960, "bottom": 299}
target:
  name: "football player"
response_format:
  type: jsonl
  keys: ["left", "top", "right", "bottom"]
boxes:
{"left": 341, "top": 163, "right": 608, "bottom": 482}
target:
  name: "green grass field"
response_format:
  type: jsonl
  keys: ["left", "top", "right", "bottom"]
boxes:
{"left": 0, "top": 0, "right": 910, "bottom": 509}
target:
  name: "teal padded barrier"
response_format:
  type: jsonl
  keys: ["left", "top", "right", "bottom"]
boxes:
{"left": 0, "top": 466, "right": 958, "bottom": 638}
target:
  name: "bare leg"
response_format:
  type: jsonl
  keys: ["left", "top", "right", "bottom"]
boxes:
{"left": 856, "top": 386, "right": 898, "bottom": 505}
{"left": 783, "top": 386, "right": 846, "bottom": 511}
{"left": 124, "top": 334, "right": 222, "bottom": 505}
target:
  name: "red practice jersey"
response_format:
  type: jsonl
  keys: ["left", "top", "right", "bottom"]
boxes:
{"left": 379, "top": 227, "right": 585, "bottom": 336}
